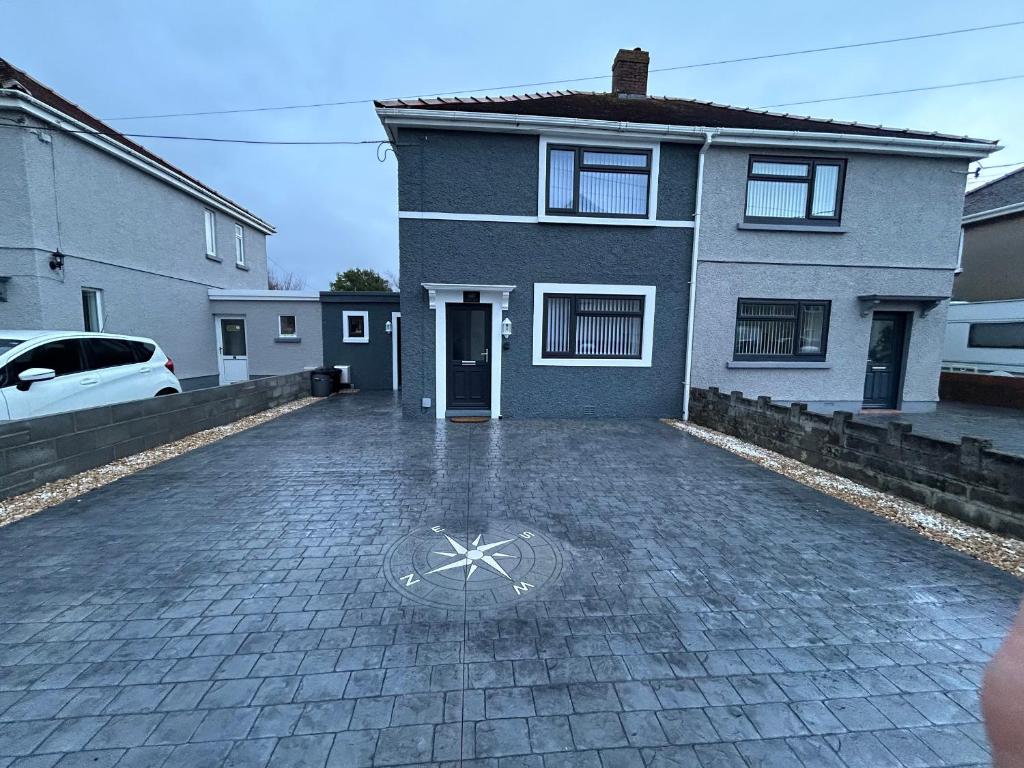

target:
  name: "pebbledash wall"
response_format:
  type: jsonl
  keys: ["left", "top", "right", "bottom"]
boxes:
{"left": 396, "top": 128, "right": 697, "bottom": 418}
{"left": 0, "top": 372, "right": 309, "bottom": 500}
{"left": 0, "top": 108, "right": 272, "bottom": 391}
{"left": 689, "top": 387, "right": 1024, "bottom": 537}
{"left": 691, "top": 147, "right": 966, "bottom": 413}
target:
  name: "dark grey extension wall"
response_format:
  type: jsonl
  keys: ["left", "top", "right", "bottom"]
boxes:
{"left": 0, "top": 372, "right": 309, "bottom": 500}
{"left": 320, "top": 292, "right": 401, "bottom": 391}
{"left": 396, "top": 128, "right": 699, "bottom": 418}
{"left": 689, "top": 387, "right": 1024, "bottom": 538}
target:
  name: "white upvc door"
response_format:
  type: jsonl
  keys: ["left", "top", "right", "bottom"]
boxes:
{"left": 216, "top": 317, "right": 249, "bottom": 385}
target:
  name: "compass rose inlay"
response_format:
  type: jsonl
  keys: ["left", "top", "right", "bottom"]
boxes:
{"left": 384, "top": 523, "right": 562, "bottom": 609}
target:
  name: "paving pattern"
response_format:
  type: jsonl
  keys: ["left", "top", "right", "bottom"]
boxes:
{"left": 853, "top": 401, "right": 1024, "bottom": 457}
{"left": 0, "top": 391, "right": 1020, "bottom": 767}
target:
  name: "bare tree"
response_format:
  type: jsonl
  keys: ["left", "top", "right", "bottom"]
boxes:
{"left": 268, "top": 267, "right": 307, "bottom": 290}
{"left": 384, "top": 270, "right": 400, "bottom": 292}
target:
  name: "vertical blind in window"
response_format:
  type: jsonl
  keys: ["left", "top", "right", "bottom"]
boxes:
{"left": 543, "top": 294, "right": 644, "bottom": 359}
{"left": 547, "top": 146, "right": 651, "bottom": 217}
{"left": 734, "top": 300, "right": 830, "bottom": 359}
{"left": 745, "top": 158, "right": 845, "bottom": 222}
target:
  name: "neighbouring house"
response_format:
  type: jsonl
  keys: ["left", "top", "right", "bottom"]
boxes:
{"left": 376, "top": 47, "right": 999, "bottom": 419}
{"left": 940, "top": 168, "right": 1024, "bottom": 401}
{"left": 0, "top": 58, "right": 276, "bottom": 390}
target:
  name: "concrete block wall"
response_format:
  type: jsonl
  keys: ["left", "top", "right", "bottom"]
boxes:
{"left": 689, "top": 386, "right": 1024, "bottom": 538}
{"left": 0, "top": 372, "right": 309, "bottom": 499}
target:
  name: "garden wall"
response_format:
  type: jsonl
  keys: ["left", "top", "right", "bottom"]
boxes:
{"left": 0, "top": 372, "right": 309, "bottom": 499}
{"left": 689, "top": 387, "right": 1024, "bottom": 538}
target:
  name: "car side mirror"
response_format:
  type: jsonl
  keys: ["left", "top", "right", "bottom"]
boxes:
{"left": 17, "top": 367, "right": 56, "bottom": 391}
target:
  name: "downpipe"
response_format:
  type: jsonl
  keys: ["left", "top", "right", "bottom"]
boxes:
{"left": 682, "top": 130, "right": 716, "bottom": 422}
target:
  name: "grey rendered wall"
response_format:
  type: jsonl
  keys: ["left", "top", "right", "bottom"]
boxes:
{"left": 0, "top": 116, "right": 269, "bottom": 385}
{"left": 396, "top": 129, "right": 698, "bottom": 418}
{"left": 0, "top": 117, "right": 43, "bottom": 325}
{"left": 397, "top": 129, "right": 538, "bottom": 215}
{"left": 692, "top": 146, "right": 965, "bottom": 411}
{"left": 954, "top": 213, "right": 1024, "bottom": 301}
{"left": 321, "top": 296, "right": 400, "bottom": 391}
{"left": 209, "top": 298, "right": 323, "bottom": 377}
{"left": 0, "top": 372, "right": 309, "bottom": 500}
{"left": 400, "top": 220, "right": 693, "bottom": 418}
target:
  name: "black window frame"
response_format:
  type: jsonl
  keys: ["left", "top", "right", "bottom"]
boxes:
{"left": 541, "top": 293, "right": 646, "bottom": 360}
{"left": 733, "top": 298, "right": 831, "bottom": 362}
{"left": 967, "top": 321, "right": 1024, "bottom": 349}
{"left": 545, "top": 145, "right": 653, "bottom": 219}
{"left": 743, "top": 155, "right": 847, "bottom": 226}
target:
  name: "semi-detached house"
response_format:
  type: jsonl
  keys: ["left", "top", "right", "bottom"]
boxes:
{"left": 377, "top": 48, "right": 999, "bottom": 419}
{"left": 0, "top": 58, "right": 276, "bottom": 390}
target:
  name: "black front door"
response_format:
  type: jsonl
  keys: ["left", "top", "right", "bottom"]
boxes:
{"left": 862, "top": 312, "right": 907, "bottom": 409}
{"left": 446, "top": 304, "right": 491, "bottom": 409}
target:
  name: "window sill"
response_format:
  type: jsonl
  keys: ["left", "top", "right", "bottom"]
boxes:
{"left": 205, "top": 254, "right": 222, "bottom": 263}
{"left": 274, "top": 336, "right": 301, "bottom": 344}
{"left": 235, "top": 263, "right": 249, "bottom": 271}
{"left": 737, "top": 223, "right": 847, "bottom": 234}
{"left": 533, "top": 358, "right": 652, "bottom": 368}
{"left": 343, "top": 338, "right": 370, "bottom": 344}
{"left": 539, "top": 214, "right": 692, "bottom": 229}
{"left": 727, "top": 360, "right": 831, "bottom": 369}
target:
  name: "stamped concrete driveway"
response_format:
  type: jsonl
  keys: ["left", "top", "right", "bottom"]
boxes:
{"left": 0, "top": 392, "right": 1020, "bottom": 768}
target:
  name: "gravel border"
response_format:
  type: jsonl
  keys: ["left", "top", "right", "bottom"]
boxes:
{"left": 667, "top": 419, "right": 1024, "bottom": 578}
{"left": 0, "top": 397, "right": 318, "bottom": 529}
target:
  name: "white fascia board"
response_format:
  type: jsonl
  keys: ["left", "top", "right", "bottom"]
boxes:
{"left": 962, "top": 201, "right": 1024, "bottom": 225}
{"left": 208, "top": 289, "right": 319, "bottom": 301}
{"left": 377, "top": 107, "right": 999, "bottom": 160}
{"left": 1, "top": 91, "right": 276, "bottom": 234}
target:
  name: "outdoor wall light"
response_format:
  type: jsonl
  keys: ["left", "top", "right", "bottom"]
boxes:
{"left": 501, "top": 317, "right": 512, "bottom": 339}
{"left": 385, "top": 320, "right": 393, "bottom": 335}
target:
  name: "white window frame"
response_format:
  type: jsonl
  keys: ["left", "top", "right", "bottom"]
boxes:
{"left": 278, "top": 314, "right": 297, "bottom": 337}
{"left": 204, "top": 209, "right": 217, "bottom": 258}
{"left": 234, "top": 223, "right": 246, "bottom": 266}
{"left": 532, "top": 283, "right": 656, "bottom": 367}
{"left": 82, "top": 287, "right": 104, "bottom": 332}
{"left": 537, "top": 135, "right": 661, "bottom": 226}
{"left": 342, "top": 310, "right": 370, "bottom": 343}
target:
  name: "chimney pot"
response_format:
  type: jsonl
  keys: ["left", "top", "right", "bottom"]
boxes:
{"left": 612, "top": 47, "right": 649, "bottom": 97}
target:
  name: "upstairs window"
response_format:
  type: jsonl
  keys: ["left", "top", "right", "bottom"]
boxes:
{"left": 968, "top": 322, "right": 1024, "bottom": 349}
{"left": 547, "top": 145, "right": 651, "bottom": 218}
{"left": 734, "top": 299, "right": 830, "bottom": 361}
{"left": 234, "top": 224, "right": 246, "bottom": 267}
{"left": 204, "top": 209, "right": 217, "bottom": 258}
{"left": 744, "top": 157, "right": 846, "bottom": 224}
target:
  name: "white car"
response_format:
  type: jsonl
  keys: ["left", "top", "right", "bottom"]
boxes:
{"left": 0, "top": 331, "right": 182, "bottom": 421}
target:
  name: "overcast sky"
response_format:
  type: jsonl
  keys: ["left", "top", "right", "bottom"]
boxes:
{"left": 2, "top": 0, "right": 1021, "bottom": 288}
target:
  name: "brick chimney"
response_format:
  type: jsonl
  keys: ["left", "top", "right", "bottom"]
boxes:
{"left": 612, "top": 48, "right": 649, "bottom": 97}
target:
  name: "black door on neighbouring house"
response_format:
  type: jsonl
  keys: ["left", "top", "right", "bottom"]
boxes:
{"left": 862, "top": 312, "right": 907, "bottom": 409}
{"left": 446, "top": 304, "right": 490, "bottom": 410}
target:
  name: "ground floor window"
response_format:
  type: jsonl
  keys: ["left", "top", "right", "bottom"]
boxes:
{"left": 82, "top": 288, "right": 103, "bottom": 332}
{"left": 532, "top": 283, "right": 656, "bottom": 367}
{"left": 343, "top": 310, "right": 369, "bottom": 343}
{"left": 278, "top": 315, "right": 297, "bottom": 337}
{"left": 733, "top": 299, "right": 830, "bottom": 361}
